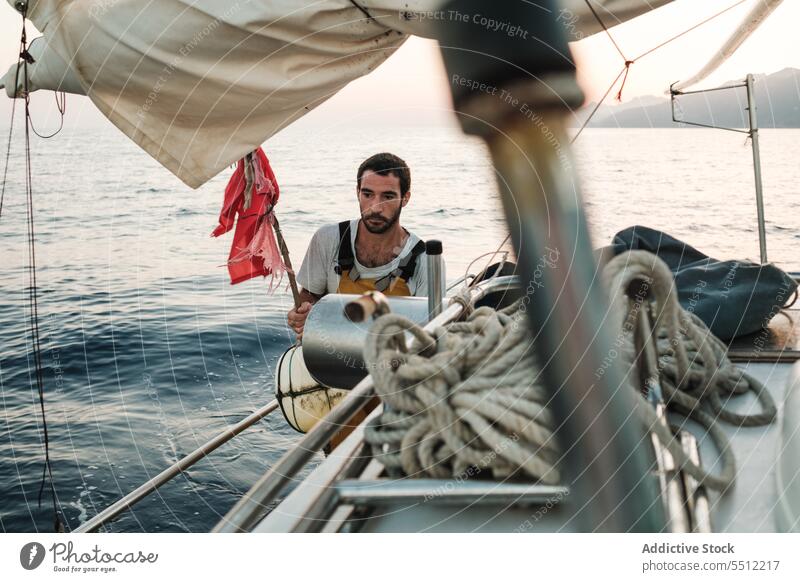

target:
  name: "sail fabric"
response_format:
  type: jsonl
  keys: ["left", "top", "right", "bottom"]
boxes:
{"left": 673, "top": 0, "right": 785, "bottom": 91}
{"left": 0, "top": 36, "right": 84, "bottom": 96}
{"left": 3, "top": 0, "right": 673, "bottom": 188}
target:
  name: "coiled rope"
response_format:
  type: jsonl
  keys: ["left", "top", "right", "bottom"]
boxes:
{"left": 363, "top": 301, "right": 560, "bottom": 484}
{"left": 363, "top": 250, "right": 776, "bottom": 492}
{"left": 603, "top": 250, "right": 775, "bottom": 491}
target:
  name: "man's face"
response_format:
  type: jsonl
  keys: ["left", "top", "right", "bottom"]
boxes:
{"left": 357, "top": 170, "right": 409, "bottom": 234}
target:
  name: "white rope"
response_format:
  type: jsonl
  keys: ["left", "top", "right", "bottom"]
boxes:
{"left": 363, "top": 304, "right": 560, "bottom": 483}
{"left": 363, "top": 250, "right": 776, "bottom": 491}
{"left": 604, "top": 250, "right": 775, "bottom": 491}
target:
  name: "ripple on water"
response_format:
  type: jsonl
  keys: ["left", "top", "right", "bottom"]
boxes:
{"left": 2, "top": 126, "right": 799, "bottom": 531}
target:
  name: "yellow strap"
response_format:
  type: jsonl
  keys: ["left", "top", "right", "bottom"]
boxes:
{"left": 337, "top": 270, "right": 411, "bottom": 296}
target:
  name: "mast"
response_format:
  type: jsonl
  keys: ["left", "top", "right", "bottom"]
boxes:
{"left": 434, "top": 0, "right": 667, "bottom": 532}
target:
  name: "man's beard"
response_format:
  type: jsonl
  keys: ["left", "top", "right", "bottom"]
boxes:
{"left": 362, "top": 206, "right": 401, "bottom": 234}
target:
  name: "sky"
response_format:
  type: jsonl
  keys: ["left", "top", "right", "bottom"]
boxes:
{"left": 0, "top": 0, "right": 798, "bottom": 130}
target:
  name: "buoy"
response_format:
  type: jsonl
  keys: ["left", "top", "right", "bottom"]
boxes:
{"left": 275, "top": 344, "right": 348, "bottom": 433}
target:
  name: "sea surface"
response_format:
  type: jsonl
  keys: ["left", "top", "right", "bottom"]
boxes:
{"left": 1, "top": 124, "right": 798, "bottom": 532}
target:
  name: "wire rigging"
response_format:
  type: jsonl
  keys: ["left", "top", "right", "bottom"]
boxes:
{"left": 573, "top": 0, "right": 751, "bottom": 143}
{"left": 571, "top": 64, "right": 628, "bottom": 144}
{"left": 28, "top": 90, "right": 66, "bottom": 140}
{"left": 1, "top": 6, "right": 65, "bottom": 532}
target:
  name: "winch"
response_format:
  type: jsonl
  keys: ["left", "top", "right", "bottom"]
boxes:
{"left": 274, "top": 293, "right": 429, "bottom": 433}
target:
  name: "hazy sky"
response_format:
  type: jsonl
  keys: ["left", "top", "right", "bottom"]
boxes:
{"left": 0, "top": 0, "right": 798, "bottom": 130}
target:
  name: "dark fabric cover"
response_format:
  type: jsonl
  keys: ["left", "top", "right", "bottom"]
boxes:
{"left": 610, "top": 225, "right": 798, "bottom": 341}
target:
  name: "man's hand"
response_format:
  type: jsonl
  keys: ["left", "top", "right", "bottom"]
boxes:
{"left": 287, "top": 301, "right": 313, "bottom": 340}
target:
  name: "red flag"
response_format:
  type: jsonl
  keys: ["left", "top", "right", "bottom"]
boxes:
{"left": 211, "top": 148, "right": 287, "bottom": 285}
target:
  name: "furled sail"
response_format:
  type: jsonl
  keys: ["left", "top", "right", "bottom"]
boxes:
{"left": 1, "top": 0, "right": 673, "bottom": 188}
{"left": 672, "top": 0, "right": 785, "bottom": 91}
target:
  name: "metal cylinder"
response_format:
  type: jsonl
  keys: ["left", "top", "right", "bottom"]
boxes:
{"left": 302, "top": 293, "right": 429, "bottom": 389}
{"left": 426, "top": 240, "right": 444, "bottom": 320}
{"left": 680, "top": 431, "right": 712, "bottom": 533}
{"left": 214, "top": 279, "right": 506, "bottom": 533}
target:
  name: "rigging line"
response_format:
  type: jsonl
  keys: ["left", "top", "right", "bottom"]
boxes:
{"left": 27, "top": 90, "right": 66, "bottom": 140}
{"left": 0, "top": 23, "right": 29, "bottom": 220}
{"left": 615, "top": 60, "right": 634, "bottom": 101}
{"left": 348, "top": 0, "right": 377, "bottom": 24}
{"left": 0, "top": 56, "right": 21, "bottom": 222}
{"left": 632, "top": 0, "right": 750, "bottom": 62}
{"left": 581, "top": 0, "right": 634, "bottom": 101}
{"left": 13, "top": 20, "right": 66, "bottom": 140}
{"left": 17, "top": 7, "right": 63, "bottom": 532}
{"left": 465, "top": 233, "right": 512, "bottom": 289}
{"left": 582, "top": 0, "right": 750, "bottom": 103}
{"left": 570, "top": 65, "right": 627, "bottom": 144}
{"left": 582, "top": 0, "right": 628, "bottom": 61}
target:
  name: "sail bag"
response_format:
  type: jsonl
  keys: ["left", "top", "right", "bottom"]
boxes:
{"left": 610, "top": 225, "right": 798, "bottom": 341}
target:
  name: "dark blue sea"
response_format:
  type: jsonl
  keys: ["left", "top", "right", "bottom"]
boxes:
{"left": 2, "top": 119, "right": 798, "bottom": 531}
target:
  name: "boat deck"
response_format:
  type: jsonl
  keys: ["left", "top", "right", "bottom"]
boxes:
{"left": 690, "top": 361, "right": 792, "bottom": 532}
{"left": 255, "top": 360, "right": 797, "bottom": 533}
{"left": 354, "top": 359, "right": 794, "bottom": 532}
{"left": 728, "top": 309, "right": 800, "bottom": 362}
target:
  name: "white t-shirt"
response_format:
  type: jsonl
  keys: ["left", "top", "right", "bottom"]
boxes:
{"left": 296, "top": 219, "right": 444, "bottom": 297}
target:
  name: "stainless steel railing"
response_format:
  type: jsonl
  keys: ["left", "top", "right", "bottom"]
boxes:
{"left": 671, "top": 73, "right": 768, "bottom": 264}
{"left": 75, "top": 400, "right": 279, "bottom": 533}
{"left": 212, "top": 276, "right": 518, "bottom": 533}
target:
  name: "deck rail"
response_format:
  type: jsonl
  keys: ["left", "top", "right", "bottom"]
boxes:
{"left": 213, "top": 276, "right": 518, "bottom": 533}
{"left": 74, "top": 400, "right": 280, "bottom": 533}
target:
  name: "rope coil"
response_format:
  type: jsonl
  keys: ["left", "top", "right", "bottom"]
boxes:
{"left": 364, "top": 305, "right": 560, "bottom": 484}
{"left": 364, "top": 250, "right": 776, "bottom": 492}
{"left": 604, "top": 250, "right": 775, "bottom": 491}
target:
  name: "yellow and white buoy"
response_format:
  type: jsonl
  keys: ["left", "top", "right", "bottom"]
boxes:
{"left": 275, "top": 344, "right": 348, "bottom": 433}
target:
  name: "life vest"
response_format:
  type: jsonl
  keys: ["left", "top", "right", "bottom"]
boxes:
{"left": 333, "top": 220, "right": 425, "bottom": 296}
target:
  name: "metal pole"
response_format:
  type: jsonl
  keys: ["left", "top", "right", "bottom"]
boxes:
{"left": 746, "top": 73, "right": 768, "bottom": 264}
{"left": 485, "top": 119, "right": 665, "bottom": 532}
{"left": 680, "top": 432, "right": 712, "bottom": 533}
{"left": 74, "top": 399, "right": 279, "bottom": 533}
{"left": 637, "top": 302, "right": 690, "bottom": 533}
{"left": 426, "top": 240, "right": 443, "bottom": 320}
{"left": 272, "top": 214, "right": 302, "bottom": 308}
{"left": 432, "top": 0, "right": 666, "bottom": 532}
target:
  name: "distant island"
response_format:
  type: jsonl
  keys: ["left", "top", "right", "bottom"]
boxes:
{"left": 574, "top": 68, "right": 800, "bottom": 129}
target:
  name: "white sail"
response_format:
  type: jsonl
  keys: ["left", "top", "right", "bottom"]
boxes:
{"left": 673, "top": 0, "right": 785, "bottom": 91}
{"left": 1, "top": 0, "right": 674, "bottom": 188}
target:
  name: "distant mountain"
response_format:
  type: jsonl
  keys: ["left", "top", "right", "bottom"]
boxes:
{"left": 577, "top": 68, "right": 800, "bottom": 129}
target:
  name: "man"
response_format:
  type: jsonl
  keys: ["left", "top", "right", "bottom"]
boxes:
{"left": 288, "top": 152, "right": 443, "bottom": 338}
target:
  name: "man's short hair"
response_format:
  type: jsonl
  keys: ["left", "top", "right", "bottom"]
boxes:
{"left": 357, "top": 153, "right": 410, "bottom": 195}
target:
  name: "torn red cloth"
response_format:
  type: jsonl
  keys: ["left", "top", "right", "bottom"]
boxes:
{"left": 211, "top": 148, "right": 287, "bottom": 285}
